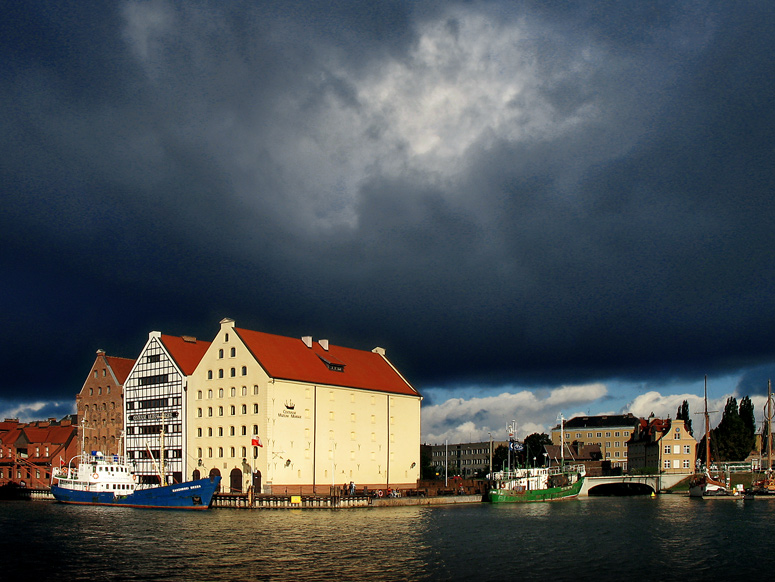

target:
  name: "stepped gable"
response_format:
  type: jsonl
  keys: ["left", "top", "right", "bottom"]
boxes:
{"left": 235, "top": 328, "right": 419, "bottom": 396}
{"left": 160, "top": 334, "right": 211, "bottom": 375}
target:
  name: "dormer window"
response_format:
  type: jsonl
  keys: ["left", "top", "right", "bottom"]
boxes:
{"left": 316, "top": 353, "right": 345, "bottom": 372}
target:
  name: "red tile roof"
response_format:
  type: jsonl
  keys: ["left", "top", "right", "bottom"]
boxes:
{"left": 23, "top": 425, "right": 75, "bottom": 445}
{"left": 235, "top": 328, "right": 419, "bottom": 397}
{"left": 160, "top": 335, "right": 211, "bottom": 376}
{"left": 106, "top": 355, "right": 136, "bottom": 384}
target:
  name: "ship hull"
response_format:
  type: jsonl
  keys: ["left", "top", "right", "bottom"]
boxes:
{"left": 51, "top": 476, "right": 220, "bottom": 510}
{"left": 489, "top": 477, "right": 584, "bottom": 503}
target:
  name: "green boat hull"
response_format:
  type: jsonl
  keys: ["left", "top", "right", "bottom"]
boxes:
{"left": 489, "top": 476, "right": 584, "bottom": 503}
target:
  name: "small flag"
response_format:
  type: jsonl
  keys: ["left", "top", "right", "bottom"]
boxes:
{"left": 59, "top": 457, "right": 65, "bottom": 466}
{"left": 251, "top": 435, "right": 263, "bottom": 447}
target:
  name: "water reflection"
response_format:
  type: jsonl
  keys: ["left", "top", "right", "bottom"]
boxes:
{"left": 3, "top": 497, "right": 775, "bottom": 581}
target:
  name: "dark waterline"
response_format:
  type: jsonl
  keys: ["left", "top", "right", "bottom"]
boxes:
{"left": 1, "top": 496, "right": 773, "bottom": 581}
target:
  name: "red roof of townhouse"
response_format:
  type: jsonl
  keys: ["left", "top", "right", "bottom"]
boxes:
{"left": 106, "top": 355, "right": 136, "bottom": 384}
{"left": 235, "top": 328, "right": 419, "bottom": 397}
{"left": 23, "top": 425, "right": 76, "bottom": 446}
{"left": 160, "top": 334, "right": 211, "bottom": 376}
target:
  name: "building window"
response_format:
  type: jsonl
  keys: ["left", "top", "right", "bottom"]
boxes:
{"left": 684, "top": 445, "right": 692, "bottom": 454}
{"left": 208, "top": 389, "right": 213, "bottom": 399}
{"left": 219, "top": 388, "right": 224, "bottom": 398}
{"left": 606, "top": 432, "right": 611, "bottom": 437}
{"left": 197, "top": 408, "right": 202, "bottom": 418}
{"left": 218, "top": 447, "right": 223, "bottom": 457}
{"left": 219, "top": 369, "right": 224, "bottom": 378}
{"left": 197, "top": 390, "right": 202, "bottom": 399}
{"left": 197, "top": 448, "right": 202, "bottom": 458}
{"left": 596, "top": 432, "right": 602, "bottom": 438}
{"left": 218, "top": 406, "right": 224, "bottom": 416}
{"left": 230, "top": 426, "right": 235, "bottom": 436}
{"left": 663, "top": 459, "right": 670, "bottom": 469}
{"left": 242, "top": 366, "right": 247, "bottom": 376}
{"left": 230, "top": 447, "right": 235, "bottom": 457}
{"left": 208, "top": 370, "right": 213, "bottom": 380}
{"left": 208, "top": 428, "right": 213, "bottom": 437}
{"left": 208, "top": 407, "right": 213, "bottom": 417}
{"left": 683, "top": 459, "right": 691, "bottom": 469}
{"left": 230, "top": 405, "right": 235, "bottom": 415}
{"left": 197, "top": 428, "right": 202, "bottom": 437}
{"left": 242, "top": 386, "right": 247, "bottom": 396}
{"left": 218, "top": 349, "right": 224, "bottom": 358}
{"left": 218, "top": 427, "right": 223, "bottom": 437}
{"left": 230, "top": 347, "right": 236, "bottom": 357}
{"left": 242, "top": 446, "right": 246, "bottom": 457}
{"left": 615, "top": 431, "right": 620, "bottom": 437}
{"left": 673, "top": 445, "right": 680, "bottom": 455}
{"left": 208, "top": 447, "right": 213, "bottom": 458}
{"left": 664, "top": 444, "right": 671, "bottom": 455}
{"left": 253, "top": 404, "right": 258, "bottom": 413}
{"left": 230, "top": 368, "right": 236, "bottom": 377}
{"left": 253, "top": 385, "right": 259, "bottom": 395}
{"left": 242, "top": 426, "right": 247, "bottom": 435}
{"left": 242, "top": 404, "right": 247, "bottom": 414}
{"left": 230, "top": 387, "right": 236, "bottom": 397}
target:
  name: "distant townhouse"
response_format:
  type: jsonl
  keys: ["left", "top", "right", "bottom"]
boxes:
{"left": 427, "top": 440, "right": 507, "bottom": 478}
{"left": 550, "top": 413, "right": 639, "bottom": 470}
{"left": 188, "top": 318, "right": 422, "bottom": 494}
{"left": 627, "top": 418, "right": 696, "bottom": 474}
{"left": 0, "top": 418, "right": 78, "bottom": 488}
{"left": 124, "top": 332, "right": 210, "bottom": 485}
{"left": 76, "top": 349, "right": 135, "bottom": 456}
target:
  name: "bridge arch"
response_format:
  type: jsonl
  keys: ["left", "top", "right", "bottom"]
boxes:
{"left": 587, "top": 482, "right": 656, "bottom": 496}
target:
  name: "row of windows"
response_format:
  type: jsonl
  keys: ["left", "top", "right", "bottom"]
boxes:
{"left": 218, "top": 347, "right": 237, "bottom": 358}
{"left": 663, "top": 444, "right": 693, "bottom": 455}
{"left": 197, "top": 446, "right": 259, "bottom": 458}
{"left": 664, "top": 459, "right": 692, "bottom": 469}
{"left": 196, "top": 425, "right": 257, "bottom": 438}
{"left": 207, "top": 367, "right": 248, "bottom": 379}
{"left": 567, "top": 430, "right": 631, "bottom": 439}
{"left": 197, "top": 386, "right": 259, "bottom": 399}
{"left": 87, "top": 386, "right": 112, "bottom": 396}
{"left": 84, "top": 402, "right": 118, "bottom": 412}
{"left": 197, "top": 404, "right": 259, "bottom": 417}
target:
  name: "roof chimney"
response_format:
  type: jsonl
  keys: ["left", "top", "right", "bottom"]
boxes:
{"left": 319, "top": 339, "right": 329, "bottom": 351}
{"left": 302, "top": 336, "right": 313, "bottom": 348}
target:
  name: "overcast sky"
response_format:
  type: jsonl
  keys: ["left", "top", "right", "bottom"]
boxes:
{"left": 3, "top": 1, "right": 775, "bottom": 443}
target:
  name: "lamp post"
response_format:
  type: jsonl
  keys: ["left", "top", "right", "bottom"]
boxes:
{"left": 508, "top": 420, "right": 516, "bottom": 473}
{"left": 543, "top": 452, "right": 549, "bottom": 468}
{"left": 488, "top": 432, "right": 493, "bottom": 478}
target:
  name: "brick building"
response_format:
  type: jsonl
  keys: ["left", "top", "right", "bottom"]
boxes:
{"left": 0, "top": 418, "right": 78, "bottom": 488}
{"left": 76, "top": 349, "right": 135, "bottom": 456}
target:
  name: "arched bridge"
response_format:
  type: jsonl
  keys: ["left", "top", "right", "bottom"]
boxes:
{"left": 580, "top": 473, "right": 690, "bottom": 496}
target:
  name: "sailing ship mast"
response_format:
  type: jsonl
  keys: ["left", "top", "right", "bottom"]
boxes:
{"left": 704, "top": 375, "right": 711, "bottom": 470}
{"left": 767, "top": 380, "right": 772, "bottom": 474}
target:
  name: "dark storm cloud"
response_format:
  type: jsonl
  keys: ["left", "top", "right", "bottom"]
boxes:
{"left": 2, "top": 1, "right": 775, "bottom": 405}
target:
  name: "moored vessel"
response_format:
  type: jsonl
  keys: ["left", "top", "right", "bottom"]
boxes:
{"left": 51, "top": 451, "right": 220, "bottom": 509}
{"left": 689, "top": 376, "right": 739, "bottom": 499}
{"left": 489, "top": 464, "right": 585, "bottom": 503}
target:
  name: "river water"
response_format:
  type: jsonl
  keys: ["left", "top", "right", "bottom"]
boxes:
{"left": 1, "top": 496, "right": 773, "bottom": 581}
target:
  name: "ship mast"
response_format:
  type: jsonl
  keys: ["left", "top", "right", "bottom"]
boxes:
{"left": 704, "top": 376, "right": 711, "bottom": 471}
{"left": 768, "top": 380, "right": 772, "bottom": 474}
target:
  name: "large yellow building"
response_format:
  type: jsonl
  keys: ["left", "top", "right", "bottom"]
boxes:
{"left": 550, "top": 414, "right": 639, "bottom": 470}
{"left": 627, "top": 418, "right": 696, "bottom": 474}
{"left": 188, "top": 318, "right": 422, "bottom": 494}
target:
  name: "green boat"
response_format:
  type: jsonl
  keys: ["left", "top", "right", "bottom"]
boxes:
{"left": 488, "top": 465, "right": 585, "bottom": 503}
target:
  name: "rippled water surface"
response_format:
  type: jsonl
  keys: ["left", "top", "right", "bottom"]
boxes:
{"left": 2, "top": 496, "right": 774, "bottom": 581}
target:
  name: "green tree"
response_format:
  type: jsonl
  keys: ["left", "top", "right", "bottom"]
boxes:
{"left": 676, "top": 400, "right": 693, "bottom": 436}
{"left": 712, "top": 396, "right": 755, "bottom": 461}
{"left": 520, "top": 433, "right": 553, "bottom": 466}
{"left": 739, "top": 396, "right": 756, "bottom": 442}
{"left": 492, "top": 445, "right": 508, "bottom": 473}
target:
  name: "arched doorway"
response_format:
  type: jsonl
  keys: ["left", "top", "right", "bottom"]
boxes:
{"left": 252, "top": 470, "right": 262, "bottom": 494}
{"left": 209, "top": 468, "right": 221, "bottom": 492}
{"left": 192, "top": 469, "right": 201, "bottom": 480}
{"left": 230, "top": 468, "right": 242, "bottom": 493}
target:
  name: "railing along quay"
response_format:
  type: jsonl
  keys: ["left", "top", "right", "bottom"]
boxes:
{"left": 212, "top": 492, "right": 374, "bottom": 509}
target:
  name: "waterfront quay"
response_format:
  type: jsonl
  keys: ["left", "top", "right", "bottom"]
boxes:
{"left": 212, "top": 491, "right": 483, "bottom": 509}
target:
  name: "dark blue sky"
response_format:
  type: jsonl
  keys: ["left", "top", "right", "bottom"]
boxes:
{"left": 3, "top": 1, "right": 775, "bottom": 439}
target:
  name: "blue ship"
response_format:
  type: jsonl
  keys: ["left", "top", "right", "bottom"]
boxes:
{"left": 51, "top": 452, "right": 220, "bottom": 510}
